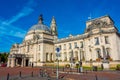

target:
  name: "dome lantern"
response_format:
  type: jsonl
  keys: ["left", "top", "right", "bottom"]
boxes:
{"left": 38, "top": 14, "right": 43, "bottom": 24}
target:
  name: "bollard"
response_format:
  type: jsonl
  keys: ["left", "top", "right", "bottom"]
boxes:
{"left": 7, "top": 73, "right": 9, "bottom": 80}
{"left": 19, "top": 71, "right": 21, "bottom": 78}
{"left": 31, "top": 72, "right": 33, "bottom": 77}
{"left": 95, "top": 74, "right": 98, "bottom": 80}
{"left": 41, "top": 70, "right": 43, "bottom": 77}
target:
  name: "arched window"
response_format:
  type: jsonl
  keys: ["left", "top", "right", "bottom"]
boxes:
{"left": 95, "top": 37, "right": 99, "bottom": 45}
{"left": 74, "top": 51, "right": 78, "bottom": 61}
{"left": 106, "top": 48, "right": 111, "bottom": 59}
{"left": 64, "top": 52, "right": 67, "bottom": 61}
{"left": 82, "top": 51, "right": 85, "bottom": 61}
{"left": 80, "top": 42, "right": 83, "bottom": 48}
{"left": 50, "top": 53, "right": 53, "bottom": 61}
{"left": 64, "top": 44, "right": 66, "bottom": 50}
{"left": 74, "top": 42, "right": 77, "bottom": 48}
{"left": 96, "top": 48, "right": 101, "bottom": 58}
{"left": 105, "top": 36, "right": 109, "bottom": 44}
{"left": 69, "top": 43, "right": 72, "bottom": 49}
{"left": 37, "top": 53, "right": 40, "bottom": 62}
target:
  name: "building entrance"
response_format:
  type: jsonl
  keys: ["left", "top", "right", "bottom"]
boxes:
{"left": 16, "top": 57, "right": 22, "bottom": 66}
{"left": 26, "top": 59, "right": 29, "bottom": 66}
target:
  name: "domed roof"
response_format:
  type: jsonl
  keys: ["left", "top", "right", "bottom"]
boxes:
{"left": 29, "top": 23, "right": 50, "bottom": 32}
{"left": 28, "top": 15, "right": 51, "bottom": 33}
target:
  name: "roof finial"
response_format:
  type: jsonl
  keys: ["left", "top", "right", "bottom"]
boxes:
{"left": 51, "top": 16, "right": 56, "bottom": 24}
{"left": 38, "top": 14, "right": 43, "bottom": 24}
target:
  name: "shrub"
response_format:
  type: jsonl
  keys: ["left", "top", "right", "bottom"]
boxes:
{"left": 75, "top": 64, "right": 79, "bottom": 68}
{"left": 116, "top": 64, "right": 120, "bottom": 70}
{"left": 65, "top": 64, "right": 70, "bottom": 68}
{"left": 96, "top": 58, "right": 101, "bottom": 62}
{"left": 109, "top": 58, "right": 113, "bottom": 61}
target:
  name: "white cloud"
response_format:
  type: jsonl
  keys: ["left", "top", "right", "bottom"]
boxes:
{"left": 7, "top": 0, "right": 36, "bottom": 24}
{"left": 0, "top": 20, "right": 26, "bottom": 38}
{"left": 0, "top": 0, "right": 37, "bottom": 52}
{"left": 0, "top": 0, "right": 37, "bottom": 38}
{"left": 7, "top": 7, "right": 34, "bottom": 24}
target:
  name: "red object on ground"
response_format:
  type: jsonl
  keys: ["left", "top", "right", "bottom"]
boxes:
{"left": 1, "top": 63, "right": 7, "bottom": 67}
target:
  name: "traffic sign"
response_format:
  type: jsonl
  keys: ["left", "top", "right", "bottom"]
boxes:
{"left": 56, "top": 47, "right": 60, "bottom": 52}
{"left": 56, "top": 47, "right": 60, "bottom": 57}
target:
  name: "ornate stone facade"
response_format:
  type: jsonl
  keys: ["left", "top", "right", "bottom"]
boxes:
{"left": 7, "top": 15, "right": 120, "bottom": 68}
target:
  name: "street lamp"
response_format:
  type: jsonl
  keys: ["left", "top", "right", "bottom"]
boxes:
{"left": 70, "top": 50, "right": 73, "bottom": 68}
{"left": 56, "top": 47, "right": 60, "bottom": 80}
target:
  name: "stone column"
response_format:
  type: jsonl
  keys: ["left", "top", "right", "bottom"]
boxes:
{"left": 21, "top": 59, "right": 24, "bottom": 67}
{"left": 11, "top": 58, "right": 15, "bottom": 67}
{"left": 24, "top": 58, "right": 26, "bottom": 67}
{"left": 16, "top": 59, "right": 18, "bottom": 66}
{"left": 48, "top": 53, "right": 50, "bottom": 61}
{"left": 7, "top": 58, "right": 10, "bottom": 67}
{"left": 67, "top": 52, "right": 69, "bottom": 61}
{"left": 61, "top": 53, "right": 63, "bottom": 61}
{"left": 52, "top": 53, "right": 53, "bottom": 61}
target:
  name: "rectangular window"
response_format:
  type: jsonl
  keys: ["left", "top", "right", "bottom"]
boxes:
{"left": 69, "top": 43, "right": 72, "bottom": 49}
{"left": 39, "top": 45, "right": 40, "bottom": 51}
{"left": 80, "top": 42, "right": 83, "bottom": 48}
{"left": 105, "top": 36, "right": 109, "bottom": 44}
{"left": 106, "top": 48, "right": 110, "bottom": 58}
{"left": 96, "top": 49, "right": 101, "bottom": 58}
{"left": 64, "top": 44, "right": 66, "bottom": 50}
{"left": 59, "top": 45, "right": 62, "bottom": 50}
{"left": 74, "top": 42, "right": 77, "bottom": 48}
{"left": 95, "top": 37, "right": 99, "bottom": 45}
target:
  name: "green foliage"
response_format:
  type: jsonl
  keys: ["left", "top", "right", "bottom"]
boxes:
{"left": 83, "top": 66, "right": 92, "bottom": 70}
{"left": 75, "top": 64, "right": 79, "bottom": 68}
{"left": 117, "top": 64, "right": 120, "bottom": 67}
{"left": 116, "top": 64, "right": 120, "bottom": 70}
{"left": 0, "top": 52, "right": 9, "bottom": 63}
{"left": 110, "top": 67, "right": 116, "bottom": 70}
{"left": 65, "top": 64, "right": 70, "bottom": 68}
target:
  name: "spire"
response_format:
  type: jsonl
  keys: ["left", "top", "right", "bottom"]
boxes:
{"left": 51, "top": 16, "right": 56, "bottom": 24}
{"left": 50, "top": 16, "right": 58, "bottom": 36}
{"left": 38, "top": 14, "right": 43, "bottom": 24}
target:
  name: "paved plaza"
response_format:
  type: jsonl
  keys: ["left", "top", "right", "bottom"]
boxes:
{"left": 0, "top": 67, "right": 120, "bottom": 80}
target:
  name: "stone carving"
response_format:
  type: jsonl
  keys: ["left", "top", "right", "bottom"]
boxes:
{"left": 33, "top": 34, "right": 40, "bottom": 40}
{"left": 86, "top": 20, "right": 108, "bottom": 32}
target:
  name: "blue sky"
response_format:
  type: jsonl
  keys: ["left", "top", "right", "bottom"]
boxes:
{"left": 0, "top": 0, "right": 120, "bottom": 52}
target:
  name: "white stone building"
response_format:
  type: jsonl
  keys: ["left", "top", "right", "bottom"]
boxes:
{"left": 7, "top": 15, "right": 120, "bottom": 68}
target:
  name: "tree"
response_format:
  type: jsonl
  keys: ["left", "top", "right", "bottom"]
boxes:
{"left": 0, "top": 52, "right": 9, "bottom": 63}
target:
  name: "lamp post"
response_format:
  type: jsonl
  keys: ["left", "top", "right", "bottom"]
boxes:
{"left": 70, "top": 50, "right": 73, "bottom": 68}
{"left": 56, "top": 47, "right": 60, "bottom": 80}
{"left": 79, "top": 48, "right": 83, "bottom": 73}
